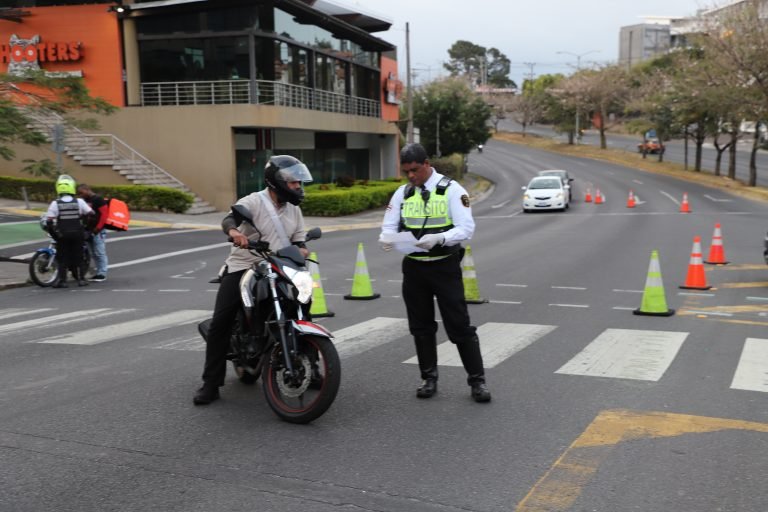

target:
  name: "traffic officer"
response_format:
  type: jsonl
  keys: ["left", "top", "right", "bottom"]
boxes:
{"left": 379, "top": 143, "right": 491, "bottom": 402}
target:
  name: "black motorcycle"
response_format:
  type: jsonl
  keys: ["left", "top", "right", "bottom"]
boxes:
{"left": 199, "top": 205, "right": 340, "bottom": 424}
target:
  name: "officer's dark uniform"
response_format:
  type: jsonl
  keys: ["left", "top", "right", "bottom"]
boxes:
{"left": 380, "top": 166, "right": 490, "bottom": 401}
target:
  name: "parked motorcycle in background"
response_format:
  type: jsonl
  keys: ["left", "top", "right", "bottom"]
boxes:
{"left": 198, "top": 205, "right": 341, "bottom": 424}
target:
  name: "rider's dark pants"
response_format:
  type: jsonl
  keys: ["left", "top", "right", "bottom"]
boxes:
{"left": 202, "top": 269, "right": 246, "bottom": 386}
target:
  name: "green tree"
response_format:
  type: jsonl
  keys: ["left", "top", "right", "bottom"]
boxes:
{"left": 0, "top": 70, "right": 115, "bottom": 176}
{"left": 444, "top": 40, "right": 515, "bottom": 88}
{"left": 413, "top": 78, "right": 491, "bottom": 157}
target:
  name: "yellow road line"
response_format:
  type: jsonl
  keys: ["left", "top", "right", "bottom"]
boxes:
{"left": 515, "top": 409, "right": 768, "bottom": 511}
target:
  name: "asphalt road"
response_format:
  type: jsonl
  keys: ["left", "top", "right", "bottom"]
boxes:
{"left": 2, "top": 140, "right": 768, "bottom": 511}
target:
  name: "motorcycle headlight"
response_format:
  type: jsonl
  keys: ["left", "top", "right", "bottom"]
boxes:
{"left": 283, "top": 267, "right": 314, "bottom": 304}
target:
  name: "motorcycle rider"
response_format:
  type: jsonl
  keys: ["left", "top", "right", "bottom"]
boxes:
{"left": 45, "top": 174, "right": 93, "bottom": 288}
{"left": 193, "top": 155, "right": 313, "bottom": 405}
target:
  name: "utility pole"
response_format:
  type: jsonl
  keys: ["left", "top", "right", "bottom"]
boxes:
{"left": 405, "top": 22, "right": 414, "bottom": 144}
{"left": 556, "top": 50, "right": 599, "bottom": 144}
{"left": 523, "top": 62, "right": 536, "bottom": 87}
{"left": 436, "top": 112, "right": 441, "bottom": 158}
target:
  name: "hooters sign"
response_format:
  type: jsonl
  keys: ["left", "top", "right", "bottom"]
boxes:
{"left": 1, "top": 34, "right": 83, "bottom": 77}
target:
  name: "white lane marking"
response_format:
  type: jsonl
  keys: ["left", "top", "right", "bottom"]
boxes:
{"left": 0, "top": 309, "right": 128, "bottom": 335}
{"left": 106, "top": 229, "right": 216, "bottom": 243}
{"left": 549, "top": 304, "right": 589, "bottom": 308}
{"left": 731, "top": 338, "right": 768, "bottom": 392}
{"left": 170, "top": 275, "right": 196, "bottom": 279}
{"left": 612, "top": 307, "right": 636, "bottom": 311}
{"left": 405, "top": 322, "right": 557, "bottom": 368}
{"left": 489, "top": 300, "right": 522, "bottom": 305}
{"left": 491, "top": 200, "right": 512, "bottom": 209}
{"left": 746, "top": 296, "right": 768, "bottom": 302}
{"left": 333, "top": 317, "right": 410, "bottom": 358}
{"left": 660, "top": 190, "right": 681, "bottom": 205}
{"left": 633, "top": 194, "right": 646, "bottom": 205}
{"left": 387, "top": 280, "right": 403, "bottom": 283}
{"left": 632, "top": 180, "right": 644, "bottom": 185}
{"left": 0, "top": 308, "right": 55, "bottom": 321}
{"left": 108, "top": 243, "right": 229, "bottom": 269}
{"left": 704, "top": 194, "right": 732, "bottom": 203}
{"left": 556, "top": 328, "right": 688, "bottom": 381}
{"left": 158, "top": 289, "right": 191, "bottom": 292}
{"left": 613, "top": 289, "right": 643, "bottom": 293}
{"left": 496, "top": 284, "right": 528, "bottom": 288}
{"left": 345, "top": 278, "right": 378, "bottom": 282}
{"left": 678, "top": 292, "right": 715, "bottom": 297}
{"left": 113, "top": 289, "right": 146, "bottom": 292}
{"left": 36, "top": 310, "right": 211, "bottom": 345}
{"left": 551, "top": 286, "right": 587, "bottom": 290}
{"left": 0, "top": 220, "right": 37, "bottom": 226}
{"left": 13, "top": 375, "right": 68, "bottom": 390}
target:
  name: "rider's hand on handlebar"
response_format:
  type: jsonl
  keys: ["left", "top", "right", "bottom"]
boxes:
{"left": 229, "top": 229, "right": 249, "bottom": 249}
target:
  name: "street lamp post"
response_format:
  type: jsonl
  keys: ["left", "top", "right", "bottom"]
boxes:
{"left": 556, "top": 50, "right": 600, "bottom": 144}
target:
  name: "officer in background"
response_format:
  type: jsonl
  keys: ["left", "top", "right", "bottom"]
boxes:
{"left": 45, "top": 175, "right": 93, "bottom": 288}
{"left": 379, "top": 143, "right": 491, "bottom": 402}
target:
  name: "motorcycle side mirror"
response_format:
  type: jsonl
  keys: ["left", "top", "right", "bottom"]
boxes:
{"left": 521, "top": 186, "right": 527, "bottom": 191}
{"left": 306, "top": 227, "right": 322, "bottom": 241}
{"left": 231, "top": 204, "right": 255, "bottom": 227}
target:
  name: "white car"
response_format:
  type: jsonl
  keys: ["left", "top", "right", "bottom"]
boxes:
{"left": 537, "top": 170, "right": 574, "bottom": 202}
{"left": 522, "top": 176, "right": 570, "bottom": 212}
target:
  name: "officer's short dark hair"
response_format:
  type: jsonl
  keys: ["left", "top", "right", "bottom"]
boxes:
{"left": 400, "top": 143, "right": 429, "bottom": 165}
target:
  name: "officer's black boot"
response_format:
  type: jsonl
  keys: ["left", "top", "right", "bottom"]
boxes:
{"left": 53, "top": 270, "right": 68, "bottom": 288}
{"left": 457, "top": 337, "right": 491, "bottom": 403}
{"left": 414, "top": 334, "right": 438, "bottom": 398}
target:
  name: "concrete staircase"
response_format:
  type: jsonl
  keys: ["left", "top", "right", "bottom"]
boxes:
{"left": 22, "top": 108, "right": 217, "bottom": 214}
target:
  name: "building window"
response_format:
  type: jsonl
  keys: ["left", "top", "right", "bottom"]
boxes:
{"left": 139, "top": 37, "right": 249, "bottom": 82}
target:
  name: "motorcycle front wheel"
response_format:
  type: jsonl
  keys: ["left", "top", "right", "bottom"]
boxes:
{"left": 29, "top": 252, "right": 58, "bottom": 287}
{"left": 263, "top": 335, "right": 340, "bottom": 424}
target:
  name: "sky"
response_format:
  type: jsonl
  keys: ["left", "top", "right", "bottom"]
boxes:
{"left": 339, "top": 0, "right": 717, "bottom": 87}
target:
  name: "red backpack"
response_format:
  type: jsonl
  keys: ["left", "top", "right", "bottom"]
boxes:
{"left": 104, "top": 198, "right": 130, "bottom": 231}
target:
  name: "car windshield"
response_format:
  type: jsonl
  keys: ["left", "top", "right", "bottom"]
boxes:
{"left": 529, "top": 179, "right": 561, "bottom": 189}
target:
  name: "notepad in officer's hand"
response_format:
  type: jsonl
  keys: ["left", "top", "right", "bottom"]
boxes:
{"left": 378, "top": 232, "right": 427, "bottom": 254}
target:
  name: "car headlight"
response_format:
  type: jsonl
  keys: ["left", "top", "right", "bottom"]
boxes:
{"left": 555, "top": 193, "right": 563, "bottom": 199}
{"left": 284, "top": 267, "right": 314, "bottom": 304}
{"left": 524, "top": 194, "right": 531, "bottom": 200}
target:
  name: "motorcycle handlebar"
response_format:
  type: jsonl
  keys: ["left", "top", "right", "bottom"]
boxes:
{"left": 227, "top": 237, "right": 270, "bottom": 252}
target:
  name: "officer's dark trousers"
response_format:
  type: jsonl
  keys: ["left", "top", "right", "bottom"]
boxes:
{"left": 202, "top": 269, "right": 246, "bottom": 386}
{"left": 56, "top": 236, "right": 83, "bottom": 282}
{"left": 402, "top": 253, "right": 486, "bottom": 385}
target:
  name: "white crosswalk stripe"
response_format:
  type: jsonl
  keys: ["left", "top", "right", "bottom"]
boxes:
{"left": 555, "top": 328, "right": 688, "bottom": 381}
{"left": 333, "top": 317, "right": 410, "bottom": 357}
{"left": 404, "top": 323, "right": 557, "bottom": 368}
{"left": 0, "top": 308, "right": 55, "bottom": 321}
{"left": 0, "top": 309, "right": 130, "bottom": 335}
{"left": 731, "top": 338, "right": 768, "bottom": 392}
{"left": 36, "top": 310, "right": 211, "bottom": 345}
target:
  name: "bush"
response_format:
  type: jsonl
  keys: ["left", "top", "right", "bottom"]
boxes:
{"left": 0, "top": 176, "right": 194, "bottom": 213}
{"left": 431, "top": 154, "right": 466, "bottom": 181}
{"left": 302, "top": 179, "right": 402, "bottom": 216}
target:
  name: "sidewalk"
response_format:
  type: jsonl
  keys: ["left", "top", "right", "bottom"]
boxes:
{"left": 0, "top": 174, "right": 493, "bottom": 290}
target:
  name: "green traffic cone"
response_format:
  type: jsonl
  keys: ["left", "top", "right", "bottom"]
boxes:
{"left": 308, "top": 252, "right": 334, "bottom": 318}
{"left": 633, "top": 249, "right": 674, "bottom": 316}
{"left": 344, "top": 242, "right": 380, "bottom": 300}
{"left": 462, "top": 245, "right": 488, "bottom": 304}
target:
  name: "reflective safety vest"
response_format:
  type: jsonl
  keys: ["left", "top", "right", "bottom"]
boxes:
{"left": 56, "top": 198, "right": 84, "bottom": 240}
{"left": 399, "top": 177, "right": 460, "bottom": 259}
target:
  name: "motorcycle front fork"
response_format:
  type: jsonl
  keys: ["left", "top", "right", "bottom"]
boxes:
{"left": 266, "top": 269, "right": 300, "bottom": 381}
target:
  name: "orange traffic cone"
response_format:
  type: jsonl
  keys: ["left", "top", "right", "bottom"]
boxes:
{"left": 680, "top": 193, "right": 691, "bottom": 213}
{"left": 594, "top": 189, "right": 604, "bottom": 204}
{"left": 679, "top": 236, "right": 711, "bottom": 290}
{"left": 626, "top": 190, "right": 636, "bottom": 208}
{"left": 584, "top": 188, "right": 593, "bottom": 203}
{"left": 704, "top": 223, "right": 729, "bottom": 265}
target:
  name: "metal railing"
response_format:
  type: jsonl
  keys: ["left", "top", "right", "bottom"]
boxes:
{"left": 140, "top": 79, "right": 381, "bottom": 118}
{"left": 22, "top": 107, "right": 186, "bottom": 189}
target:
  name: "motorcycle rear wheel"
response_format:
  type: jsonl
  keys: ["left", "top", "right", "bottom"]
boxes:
{"left": 262, "top": 335, "right": 340, "bottom": 424}
{"left": 29, "top": 252, "right": 58, "bottom": 287}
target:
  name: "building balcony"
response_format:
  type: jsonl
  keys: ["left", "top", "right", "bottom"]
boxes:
{"left": 139, "top": 79, "right": 381, "bottom": 118}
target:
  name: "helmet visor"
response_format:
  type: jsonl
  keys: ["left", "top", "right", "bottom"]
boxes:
{"left": 275, "top": 162, "right": 313, "bottom": 184}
